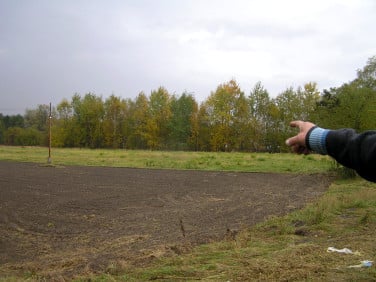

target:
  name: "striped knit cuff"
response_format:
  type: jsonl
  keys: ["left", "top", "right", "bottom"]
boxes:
{"left": 308, "top": 127, "right": 329, "bottom": 155}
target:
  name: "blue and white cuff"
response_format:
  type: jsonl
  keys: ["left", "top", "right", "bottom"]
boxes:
{"left": 307, "top": 127, "right": 329, "bottom": 155}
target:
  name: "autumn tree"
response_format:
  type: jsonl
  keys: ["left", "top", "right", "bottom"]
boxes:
{"left": 5, "top": 55, "right": 375, "bottom": 150}
{"left": 127, "top": 92, "right": 150, "bottom": 149}
{"left": 206, "top": 79, "right": 245, "bottom": 151}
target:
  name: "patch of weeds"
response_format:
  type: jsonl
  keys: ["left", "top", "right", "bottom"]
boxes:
{"left": 257, "top": 216, "right": 294, "bottom": 236}
{"left": 185, "top": 160, "right": 199, "bottom": 169}
{"left": 330, "top": 161, "right": 357, "bottom": 179}
{"left": 199, "top": 263, "right": 217, "bottom": 271}
{"left": 298, "top": 201, "right": 332, "bottom": 226}
{"left": 338, "top": 167, "right": 357, "bottom": 179}
{"left": 304, "top": 155, "right": 315, "bottom": 161}
{"left": 359, "top": 211, "right": 372, "bottom": 225}
{"left": 137, "top": 266, "right": 198, "bottom": 281}
{"left": 145, "top": 160, "right": 155, "bottom": 167}
{"left": 357, "top": 208, "right": 376, "bottom": 226}
{"left": 23, "top": 270, "right": 44, "bottom": 281}
{"left": 75, "top": 273, "right": 119, "bottom": 282}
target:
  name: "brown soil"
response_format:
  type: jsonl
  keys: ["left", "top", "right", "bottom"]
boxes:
{"left": 0, "top": 161, "right": 331, "bottom": 279}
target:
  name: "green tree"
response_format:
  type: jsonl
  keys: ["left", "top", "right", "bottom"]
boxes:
{"left": 324, "top": 83, "right": 375, "bottom": 131}
{"left": 24, "top": 104, "right": 49, "bottom": 132}
{"left": 168, "top": 92, "right": 198, "bottom": 150}
{"left": 263, "top": 101, "right": 282, "bottom": 152}
{"left": 299, "top": 82, "right": 321, "bottom": 121}
{"left": 249, "top": 82, "right": 271, "bottom": 151}
{"left": 272, "top": 84, "right": 320, "bottom": 151}
{"left": 71, "top": 93, "right": 105, "bottom": 148}
{"left": 54, "top": 99, "right": 74, "bottom": 147}
{"left": 188, "top": 99, "right": 200, "bottom": 151}
{"left": 146, "top": 87, "right": 172, "bottom": 150}
{"left": 0, "top": 115, "right": 5, "bottom": 143}
{"left": 271, "top": 87, "right": 297, "bottom": 150}
{"left": 103, "top": 95, "right": 127, "bottom": 148}
{"left": 2, "top": 114, "right": 24, "bottom": 129}
{"left": 4, "top": 127, "right": 43, "bottom": 146}
{"left": 312, "top": 88, "right": 339, "bottom": 128}
{"left": 119, "top": 98, "right": 134, "bottom": 149}
{"left": 232, "top": 90, "right": 251, "bottom": 151}
{"left": 315, "top": 57, "right": 376, "bottom": 131}
{"left": 196, "top": 103, "right": 211, "bottom": 151}
{"left": 355, "top": 55, "right": 376, "bottom": 89}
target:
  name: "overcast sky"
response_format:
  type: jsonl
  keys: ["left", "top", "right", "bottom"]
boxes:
{"left": 1, "top": 0, "right": 375, "bottom": 115}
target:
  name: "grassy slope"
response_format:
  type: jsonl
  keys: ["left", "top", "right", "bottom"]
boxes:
{"left": 0, "top": 146, "right": 375, "bottom": 281}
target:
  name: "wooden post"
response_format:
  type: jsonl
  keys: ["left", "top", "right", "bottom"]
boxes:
{"left": 47, "top": 102, "right": 52, "bottom": 164}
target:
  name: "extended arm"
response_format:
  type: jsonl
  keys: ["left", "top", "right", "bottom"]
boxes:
{"left": 286, "top": 121, "right": 376, "bottom": 182}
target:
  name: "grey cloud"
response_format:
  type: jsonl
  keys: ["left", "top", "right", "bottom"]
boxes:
{"left": 0, "top": 1, "right": 375, "bottom": 115}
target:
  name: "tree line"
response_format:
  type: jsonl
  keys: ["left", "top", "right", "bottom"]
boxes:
{"left": 1, "top": 56, "right": 375, "bottom": 152}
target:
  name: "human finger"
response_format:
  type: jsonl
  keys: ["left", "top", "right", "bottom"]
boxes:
{"left": 285, "top": 135, "right": 300, "bottom": 147}
{"left": 289, "top": 120, "right": 304, "bottom": 129}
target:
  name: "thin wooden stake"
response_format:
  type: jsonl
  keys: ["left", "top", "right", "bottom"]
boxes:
{"left": 47, "top": 102, "right": 52, "bottom": 164}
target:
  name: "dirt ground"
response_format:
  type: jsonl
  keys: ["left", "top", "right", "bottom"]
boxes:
{"left": 0, "top": 161, "right": 331, "bottom": 279}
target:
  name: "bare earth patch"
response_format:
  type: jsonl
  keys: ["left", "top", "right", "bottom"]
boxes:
{"left": 0, "top": 161, "right": 331, "bottom": 279}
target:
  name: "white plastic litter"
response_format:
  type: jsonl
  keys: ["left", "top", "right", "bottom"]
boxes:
{"left": 348, "top": 260, "right": 373, "bottom": 268}
{"left": 327, "top": 247, "right": 354, "bottom": 254}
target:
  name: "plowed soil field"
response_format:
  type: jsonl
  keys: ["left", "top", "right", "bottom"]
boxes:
{"left": 0, "top": 161, "right": 331, "bottom": 279}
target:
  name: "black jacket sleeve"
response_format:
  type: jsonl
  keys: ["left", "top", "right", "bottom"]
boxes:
{"left": 326, "top": 129, "right": 376, "bottom": 182}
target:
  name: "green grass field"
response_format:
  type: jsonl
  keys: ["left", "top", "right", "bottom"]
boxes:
{"left": 0, "top": 145, "right": 333, "bottom": 173}
{"left": 1, "top": 146, "right": 375, "bottom": 281}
